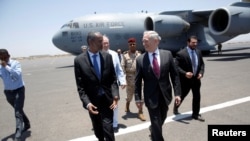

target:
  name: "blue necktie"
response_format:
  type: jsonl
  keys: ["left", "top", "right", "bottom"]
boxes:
{"left": 93, "top": 54, "right": 104, "bottom": 95}
{"left": 152, "top": 53, "right": 160, "bottom": 78}
{"left": 191, "top": 50, "right": 197, "bottom": 75}
{"left": 92, "top": 54, "right": 101, "bottom": 80}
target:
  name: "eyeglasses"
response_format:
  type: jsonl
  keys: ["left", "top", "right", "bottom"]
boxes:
{"left": 129, "top": 43, "right": 136, "bottom": 46}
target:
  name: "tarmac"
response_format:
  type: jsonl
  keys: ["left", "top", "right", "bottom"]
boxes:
{"left": 1, "top": 42, "right": 250, "bottom": 141}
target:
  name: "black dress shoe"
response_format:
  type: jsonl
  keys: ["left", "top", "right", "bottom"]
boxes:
{"left": 173, "top": 103, "right": 181, "bottom": 115}
{"left": 173, "top": 107, "right": 180, "bottom": 115}
{"left": 15, "top": 128, "right": 22, "bottom": 141}
{"left": 148, "top": 134, "right": 152, "bottom": 140}
{"left": 192, "top": 115, "right": 205, "bottom": 122}
{"left": 148, "top": 125, "right": 152, "bottom": 140}
{"left": 14, "top": 138, "right": 21, "bottom": 141}
{"left": 22, "top": 123, "right": 31, "bottom": 133}
{"left": 113, "top": 127, "right": 119, "bottom": 133}
{"left": 173, "top": 109, "right": 180, "bottom": 115}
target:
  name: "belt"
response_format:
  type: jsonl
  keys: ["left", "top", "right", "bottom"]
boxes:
{"left": 4, "top": 86, "right": 24, "bottom": 92}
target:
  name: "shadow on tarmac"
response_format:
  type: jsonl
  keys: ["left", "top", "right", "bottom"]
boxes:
{"left": 204, "top": 47, "right": 250, "bottom": 61}
{"left": 1, "top": 131, "right": 31, "bottom": 141}
{"left": 56, "top": 65, "right": 74, "bottom": 69}
{"left": 121, "top": 112, "right": 139, "bottom": 120}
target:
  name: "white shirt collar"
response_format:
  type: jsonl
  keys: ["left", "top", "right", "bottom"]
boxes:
{"left": 88, "top": 51, "right": 100, "bottom": 57}
{"left": 149, "top": 48, "right": 159, "bottom": 56}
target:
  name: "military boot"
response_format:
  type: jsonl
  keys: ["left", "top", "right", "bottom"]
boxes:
{"left": 125, "top": 102, "right": 130, "bottom": 112}
{"left": 138, "top": 110, "right": 146, "bottom": 121}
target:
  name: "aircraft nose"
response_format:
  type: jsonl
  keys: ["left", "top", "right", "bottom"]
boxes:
{"left": 52, "top": 31, "right": 62, "bottom": 50}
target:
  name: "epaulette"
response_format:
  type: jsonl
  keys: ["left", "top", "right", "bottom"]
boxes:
{"left": 123, "top": 51, "right": 128, "bottom": 54}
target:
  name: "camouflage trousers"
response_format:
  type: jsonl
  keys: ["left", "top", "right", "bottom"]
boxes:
{"left": 126, "top": 84, "right": 144, "bottom": 102}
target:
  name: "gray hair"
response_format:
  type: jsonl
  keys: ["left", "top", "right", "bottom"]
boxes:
{"left": 81, "top": 45, "right": 87, "bottom": 49}
{"left": 103, "top": 34, "right": 109, "bottom": 39}
{"left": 143, "top": 31, "right": 161, "bottom": 41}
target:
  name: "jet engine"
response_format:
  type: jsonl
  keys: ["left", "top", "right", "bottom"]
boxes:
{"left": 144, "top": 15, "right": 190, "bottom": 37}
{"left": 208, "top": 4, "right": 250, "bottom": 36}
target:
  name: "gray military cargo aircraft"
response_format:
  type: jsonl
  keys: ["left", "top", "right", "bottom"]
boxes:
{"left": 52, "top": 0, "right": 250, "bottom": 55}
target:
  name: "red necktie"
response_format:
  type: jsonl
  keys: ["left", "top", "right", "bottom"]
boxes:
{"left": 152, "top": 53, "right": 160, "bottom": 77}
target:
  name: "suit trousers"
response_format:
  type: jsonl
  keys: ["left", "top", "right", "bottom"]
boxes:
{"left": 89, "top": 95, "right": 115, "bottom": 141}
{"left": 147, "top": 90, "right": 168, "bottom": 141}
{"left": 180, "top": 77, "right": 201, "bottom": 117}
{"left": 4, "top": 86, "right": 30, "bottom": 131}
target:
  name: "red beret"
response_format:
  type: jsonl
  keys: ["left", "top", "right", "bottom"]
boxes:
{"left": 128, "top": 38, "right": 136, "bottom": 43}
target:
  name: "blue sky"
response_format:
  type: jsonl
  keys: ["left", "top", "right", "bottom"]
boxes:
{"left": 0, "top": 0, "right": 248, "bottom": 57}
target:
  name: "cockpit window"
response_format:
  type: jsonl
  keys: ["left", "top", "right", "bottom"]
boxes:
{"left": 61, "top": 22, "right": 79, "bottom": 29}
{"left": 62, "top": 31, "right": 68, "bottom": 37}
{"left": 61, "top": 24, "right": 68, "bottom": 29}
{"left": 73, "top": 22, "right": 79, "bottom": 28}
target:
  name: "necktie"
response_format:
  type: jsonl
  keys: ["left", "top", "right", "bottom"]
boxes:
{"left": 191, "top": 50, "right": 197, "bottom": 75}
{"left": 118, "top": 54, "right": 121, "bottom": 62}
{"left": 92, "top": 54, "right": 101, "bottom": 79}
{"left": 93, "top": 54, "right": 104, "bottom": 95}
{"left": 152, "top": 53, "right": 160, "bottom": 77}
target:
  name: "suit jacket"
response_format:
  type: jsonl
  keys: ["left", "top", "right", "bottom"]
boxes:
{"left": 175, "top": 47, "right": 205, "bottom": 82}
{"left": 134, "top": 49, "right": 181, "bottom": 109}
{"left": 74, "top": 51, "right": 119, "bottom": 109}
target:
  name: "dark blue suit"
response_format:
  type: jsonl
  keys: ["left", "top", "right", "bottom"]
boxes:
{"left": 175, "top": 47, "right": 205, "bottom": 117}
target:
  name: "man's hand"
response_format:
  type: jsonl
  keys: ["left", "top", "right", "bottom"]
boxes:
{"left": 175, "top": 96, "right": 181, "bottom": 106}
{"left": 136, "top": 102, "right": 142, "bottom": 109}
{"left": 197, "top": 73, "right": 203, "bottom": 79}
{"left": 185, "top": 72, "right": 193, "bottom": 79}
{"left": 0, "top": 60, "right": 7, "bottom": 67}
{"left": 110, "top": 99, "right": 118, "bottom": 110}
{"left": 88, "top": 103, "right": 99, "bottom": 115}
{"left": 120, "top": 85, "right": 126, "bottom": 89}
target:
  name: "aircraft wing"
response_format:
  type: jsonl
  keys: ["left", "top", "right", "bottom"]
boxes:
{"left": 192, "top": 10, "right": 213, "bottom": 18}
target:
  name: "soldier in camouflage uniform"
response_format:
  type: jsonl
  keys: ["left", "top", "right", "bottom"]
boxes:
{"left": 121, "top": 38, "right": 146, "bottom": 121}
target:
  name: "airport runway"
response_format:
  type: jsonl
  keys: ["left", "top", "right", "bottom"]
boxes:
{"left": 1, "top": 42, "right": 250, "bottom": 141}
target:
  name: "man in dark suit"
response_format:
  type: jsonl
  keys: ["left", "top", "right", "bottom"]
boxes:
{"left": 134, "top": 31, "right": 181, "bottom": 141}
{"left": 174, "top": 35, "right": 205, "bottom": 122}
{"left": 74, "top": 31, "right": 119, "bottom": 141}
